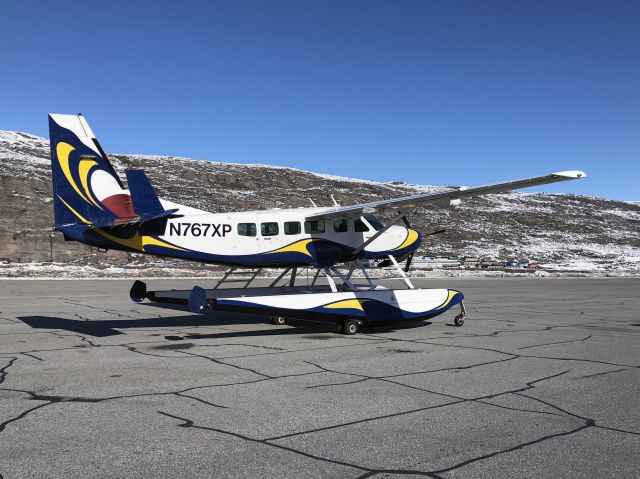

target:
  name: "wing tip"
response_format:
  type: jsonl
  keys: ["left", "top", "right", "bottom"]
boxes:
{"left": 553, "top": 170, "right": 587, "bottom": 179}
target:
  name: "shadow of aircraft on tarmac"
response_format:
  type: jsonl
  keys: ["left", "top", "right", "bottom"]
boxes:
{"left": 16, "top": 308, "right": 434, "bottom": 338}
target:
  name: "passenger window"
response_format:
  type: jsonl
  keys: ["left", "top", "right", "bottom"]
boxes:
{"left": 237, "top": 223, "right": 256, "bottom": 237}
{"left": 261, "top": 222, "right": 279, "bottom": 236}
{"left": 354, "top": 218, "right": 369, "bottom": 232}
{"left": 333, "top": 219, "right": 348, "bottom": 233}
{"left": 304, "top": 220, "right": 325, "bottom": 234}
{"left": 284, "top": 221, "right": 301, "bottom": 235}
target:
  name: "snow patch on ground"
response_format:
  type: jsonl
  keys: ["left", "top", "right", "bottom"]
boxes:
{"left": 1, "top": 262, "right": 637, "bottom": 279}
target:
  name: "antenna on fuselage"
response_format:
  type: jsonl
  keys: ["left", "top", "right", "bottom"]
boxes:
{"left": 308, "top": 198, "right": 317, "bottom": 207}
{"left": 330, "top": 194, "right": 340, "bottom": 207}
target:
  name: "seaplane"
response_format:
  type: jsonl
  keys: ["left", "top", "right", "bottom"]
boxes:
{"left": 48, "top": 113, "right": 586, "bottom": 334}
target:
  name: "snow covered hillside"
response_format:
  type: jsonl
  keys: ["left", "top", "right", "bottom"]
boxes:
{"left": 1, "top": 130, "right": 639, "bottom": 275}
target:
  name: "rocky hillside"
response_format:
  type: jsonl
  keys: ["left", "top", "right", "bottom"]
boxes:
{"left": 1, "top": 130, "right": 639, "bottom": 273}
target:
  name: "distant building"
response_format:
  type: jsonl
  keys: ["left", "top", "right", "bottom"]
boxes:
{"left": 417, "top": 256, "right": 461, "bottom": 269}
{"left": 505, "top": 257, "right": 530, "bottom": 269}
{"left": 462, "top": 257, "right": 480, "bottom": 268}
{"left": 480, "top": 257, "right": 502, "bottom": 269}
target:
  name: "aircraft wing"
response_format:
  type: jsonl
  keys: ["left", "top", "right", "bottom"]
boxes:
{"left": 306, "top": 170, "right": 586, "bottom": 219}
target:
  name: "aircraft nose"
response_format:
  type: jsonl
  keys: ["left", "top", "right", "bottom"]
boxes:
{"left": 396, "top": 227, "right": 421, "bottom": 252}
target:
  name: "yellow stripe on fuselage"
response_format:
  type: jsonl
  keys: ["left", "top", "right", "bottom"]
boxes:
{"left": 95, "top": 229, "right": 188, "bottom": 252}
{"left": 267, "top": 239, "right": 314, "bottom": 257}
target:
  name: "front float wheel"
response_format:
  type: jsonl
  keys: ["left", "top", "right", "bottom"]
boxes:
{"left": 454, "top": 314, "right": 465, "bottom": 327}
{"left": 342, "top": 320, "right": 359, "bottom": 335}
{"left": 270, "top": 316, "right": 287, "bottom": 325}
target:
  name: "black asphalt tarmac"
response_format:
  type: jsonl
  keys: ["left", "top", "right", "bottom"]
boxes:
{"left": 0, "top": 278, "right": 638, "bottom": 478}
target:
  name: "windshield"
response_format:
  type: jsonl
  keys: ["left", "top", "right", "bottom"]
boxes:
{"left": 363, "top": 214, "right": 384, "bottom": 231}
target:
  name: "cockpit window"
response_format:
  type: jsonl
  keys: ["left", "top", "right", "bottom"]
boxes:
{"left": 354, "top": 218, "right": 369, "bottom": 232}
{"left": 333, "top": 219, "right": 348, "bottom": 233}
{"left": 364, "top": 214, "right": 384, "bottom": 231}
{"left": 304, "top": 220, "right": 325, "bottom": 234}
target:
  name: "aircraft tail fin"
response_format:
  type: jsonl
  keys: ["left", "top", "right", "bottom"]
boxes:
{"left": 124, "top": 169, "right": 181, "bottom": 230}
{"left": 49, "top": 114, "right": 134, "bottom": 229}
{"left": 125, "top": 169, "right": 165, "bottom": 218}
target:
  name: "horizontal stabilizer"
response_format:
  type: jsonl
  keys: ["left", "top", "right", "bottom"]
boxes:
{"left": 69, "top": 169, "right": 181, "bottom": 229}
{"left": 85, "top": 208, "right": 181, "bottom": 229}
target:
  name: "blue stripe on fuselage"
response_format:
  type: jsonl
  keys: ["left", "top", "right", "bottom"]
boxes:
{"left": 57, "top": 225, "right": 422, "bottom": 268}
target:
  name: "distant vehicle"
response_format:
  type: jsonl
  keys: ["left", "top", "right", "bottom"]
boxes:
{"left": 48, "top": 113, "right": 586, "bottom": 334}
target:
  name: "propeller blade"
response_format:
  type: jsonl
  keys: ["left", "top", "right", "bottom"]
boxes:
{"left": 377, "top": 258, "right": 392, "bottom": 268}
{"left": 378, "top": 252, "right": 410, "bottom": 268}
{"left": 404, "top": 252, "right": 414, "bottom": 272}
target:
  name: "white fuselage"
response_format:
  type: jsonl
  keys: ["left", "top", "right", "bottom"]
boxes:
{"left": 155, "top": 199, "right": 414, "bottom": 260}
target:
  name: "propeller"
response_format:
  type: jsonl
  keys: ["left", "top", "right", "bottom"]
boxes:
{"left": 401, "top": 214, "right": 414, "bottom": 271}
{"left": 404, "top": 251, "right": 414, "bottom": 272}
{"left": 377, "top": 227, "right": 447, "bottom": 271}
{"left": 409, "top": 228, "right": 447, "bottom": 271}
{"left": 375, "top": 208, "right": 447, "bottom": 272}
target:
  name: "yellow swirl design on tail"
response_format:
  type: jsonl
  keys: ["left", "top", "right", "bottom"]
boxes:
{"left": 57, "top": 195, "right": 92, "bottom": 225}
{"left": 57, "top": 142, "right": 91, "bottom": 205}
{"left": 78, "top": 158, "right": 103, "bottom": 210}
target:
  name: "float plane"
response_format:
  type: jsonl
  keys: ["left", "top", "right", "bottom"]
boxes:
{"left": 48, "top": 114, "right": 586, "bottom": 334}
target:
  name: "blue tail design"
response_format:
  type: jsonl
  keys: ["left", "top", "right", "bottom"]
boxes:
{"left": 49, "top": 113, "right": 128, "bottom": 229}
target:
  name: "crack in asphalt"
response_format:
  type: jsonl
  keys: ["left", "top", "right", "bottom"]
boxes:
{"left": 153, "top": 369, "right": 613, "bottom": 479}
{"left": 572, "top": 368, "right": 627, "bottom": 380}
{"left": 513, "top": 392, "right": 640, "bottom": 437}
{"left": 1, "top": 288, "right": 638, "bottom": 478}
{"left": 0, "top": 357, "right": 17, "bottom": 385}
{"left": 264, "top": 370, "right": 573, "bottom": 442}
{"left": 514, "top": 334, "right": 593, "bottom": 350}
{"left": 364, "top": 334, "right": 640, "bottom": 369}
{"left": 157, "top": 410, "right": 439, "bottom": 478}
{"left": 305, "top": 355, "right": 518, "bottom": 390}
{"left": 427, "top": 422, "right": 595, "bottom": 478}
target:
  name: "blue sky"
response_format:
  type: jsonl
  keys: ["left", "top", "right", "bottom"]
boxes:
{"left": 1, "top": 1, "right": 638, "bottom": 200}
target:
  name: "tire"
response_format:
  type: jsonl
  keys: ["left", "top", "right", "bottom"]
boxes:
{"left": 454, "top": 315, "right": 465, "bottom": 327}
{"left": 342, "top": 320, "right": 359, "bottom": 335}
{"left": 270, "top": 316, "right": 286, "bottom": 325}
